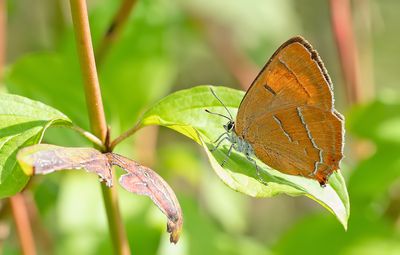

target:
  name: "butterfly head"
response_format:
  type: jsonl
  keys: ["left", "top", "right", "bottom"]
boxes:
{"left": 223, "top": 120, "right": 235, "bottom": 132}
{"left": 206, "top": 87, "right": 236, "bottom": 132}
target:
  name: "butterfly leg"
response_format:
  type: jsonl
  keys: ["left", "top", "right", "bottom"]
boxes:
{"left": 246, "top": 155, "right": 270, "bottom": 186}
{"left": 221, "top": 143, "right": 235, "bottom": 167}
{"left": 213, "top": 132, "right": 228, "bottom": 143}
{"left": 211, "top": 136, "right": 229, "bottom": 152}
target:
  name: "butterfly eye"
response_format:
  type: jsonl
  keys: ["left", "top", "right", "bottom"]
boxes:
{"left": 223, "top": 122, "right": 233, "bottom": 132}
{"left": 227, "top": 121, "right": 235, "bottom": 131}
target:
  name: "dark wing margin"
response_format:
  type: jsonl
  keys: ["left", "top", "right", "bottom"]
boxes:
{"left": 238, "top": 36, "right": 334, "bottom": 109}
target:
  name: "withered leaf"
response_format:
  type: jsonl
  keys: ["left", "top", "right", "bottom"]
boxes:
{"left": 107, "top": 153, "right": 183, "bottom": 244}
{"left": 17, "top": 144, "right": 183, "bottom": 243}
{"left": 17, "top": 144, "right": 112, "bottom": 186}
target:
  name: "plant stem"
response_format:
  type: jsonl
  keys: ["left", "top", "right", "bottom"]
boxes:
{"left": 329, "top": 0, "right": 362, "bottom": 105}
{"left": 101, "top": 180, "right": 130, "bottom": 253}
{"left": 71, "top": 125, "right": 106, "bottom": 150}
{"left": 95, "top": 0, "right": 140, "bottom": 151}
{"left": 69, "top": 0, "right": 107, "bottom": 142}
{"left": 69, "top": 0, "right": 130, "bottom": 254}
{"left": 23, "top": 192, "right": 55, "bottom": 255}
{"left": 96, "top": 0, "right": 138, "bottom": 65}
{"left": 9, "top": 194, "right": 36, "bottom": 255}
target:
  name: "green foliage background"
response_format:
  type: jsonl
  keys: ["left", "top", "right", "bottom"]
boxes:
{"left": 2, "top": 0, "right": 400, "bottom": 254}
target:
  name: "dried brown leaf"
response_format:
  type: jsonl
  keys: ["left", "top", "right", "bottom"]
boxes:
{"left": 108, "top": 153, "right": 183, "bottom": 243}
{"left": 17, "top": 144, "right": 183, "bottom": 243}
{"left": 17, "top": 144, "right": 112, "bottom": 186}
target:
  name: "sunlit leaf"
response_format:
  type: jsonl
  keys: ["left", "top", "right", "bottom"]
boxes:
{"left": 134, "top": 85, "right": 350, "bottom": 228}
{"left": 4, "top": 54, "right": 87, "bottom": 129}
{"left": 0, "top": 93, "right": 71, "bottom": 198}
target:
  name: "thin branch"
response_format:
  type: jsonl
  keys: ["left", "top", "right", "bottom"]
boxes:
{"left": 96, "top": 0, "right": 138, "bottom": 65}
{"left": 9, "top": 194, "right": 36, "bottom": 255}
{"left": 69, "top": 0, "right": 130, "bottom": 254}
{"left": 110, "top": 121, "right": 141, "bottom": 151}
{"left": 71, "top": 125, "right": 106, "bottom": 150}
{"left": 329, "top": 0, "right": 362, "bottom": 105}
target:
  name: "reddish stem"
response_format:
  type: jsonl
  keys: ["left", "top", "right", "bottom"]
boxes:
{"left": 9, "top": 194, "right": 36, "bottom": 255}
{"left": 330, "top": 0, "right": 362, "bottom": 104}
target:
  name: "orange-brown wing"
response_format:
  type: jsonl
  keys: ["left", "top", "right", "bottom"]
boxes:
{"left": 235, "top": 36, "right": 344, "bottom": 185}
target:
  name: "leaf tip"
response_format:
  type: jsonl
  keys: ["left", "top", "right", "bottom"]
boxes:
{"left": 167, "top": 217, "right": 183, "bottom": 244}
{"left": 113, "top": 154, "right": 184, "bottom": 243}
{"left": 341, "top": 214, "right": 349, "bottom": 231}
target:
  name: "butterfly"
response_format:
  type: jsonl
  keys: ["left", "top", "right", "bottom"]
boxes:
{"left": 206, "top": 36, "right": 344, "bottom": 186}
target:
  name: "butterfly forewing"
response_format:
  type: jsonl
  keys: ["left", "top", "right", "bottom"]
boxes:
{"left": 235, "top": 36, "right": 344, "bottom": 185}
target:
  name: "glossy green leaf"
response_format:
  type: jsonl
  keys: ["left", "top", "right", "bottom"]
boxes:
{"left": 4, "top": 53, "right": 87, "bottom": 128}
{"left": 135, "top": 85, "right": 350, "bottom": 228}
{"left": 0, "top": 93, "right": 71, "bottom": 198}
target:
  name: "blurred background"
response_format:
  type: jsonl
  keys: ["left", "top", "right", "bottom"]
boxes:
{"left": 1, "top": 0, "right": 400, "bottom": 254}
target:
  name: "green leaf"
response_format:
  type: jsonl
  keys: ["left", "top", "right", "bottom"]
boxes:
{"left": 135, "top": 85, "right": 350, "bottom": 228}
{"left": 0, "top": 93, "right": 71, "bottom": 198}
{"left": 4, "top": 53, "right": 88, "bottom": 128}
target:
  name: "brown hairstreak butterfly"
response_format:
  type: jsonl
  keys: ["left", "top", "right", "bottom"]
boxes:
{"left": 206, "top": 36, "right": 344, "bottom": 186}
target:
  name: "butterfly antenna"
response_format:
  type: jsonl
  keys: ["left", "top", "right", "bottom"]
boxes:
{"left": 205, "top": 109, "right": 231, "bottom": 121}
{"left": 209, "top": 88, "right": 234, "bottom": 120}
